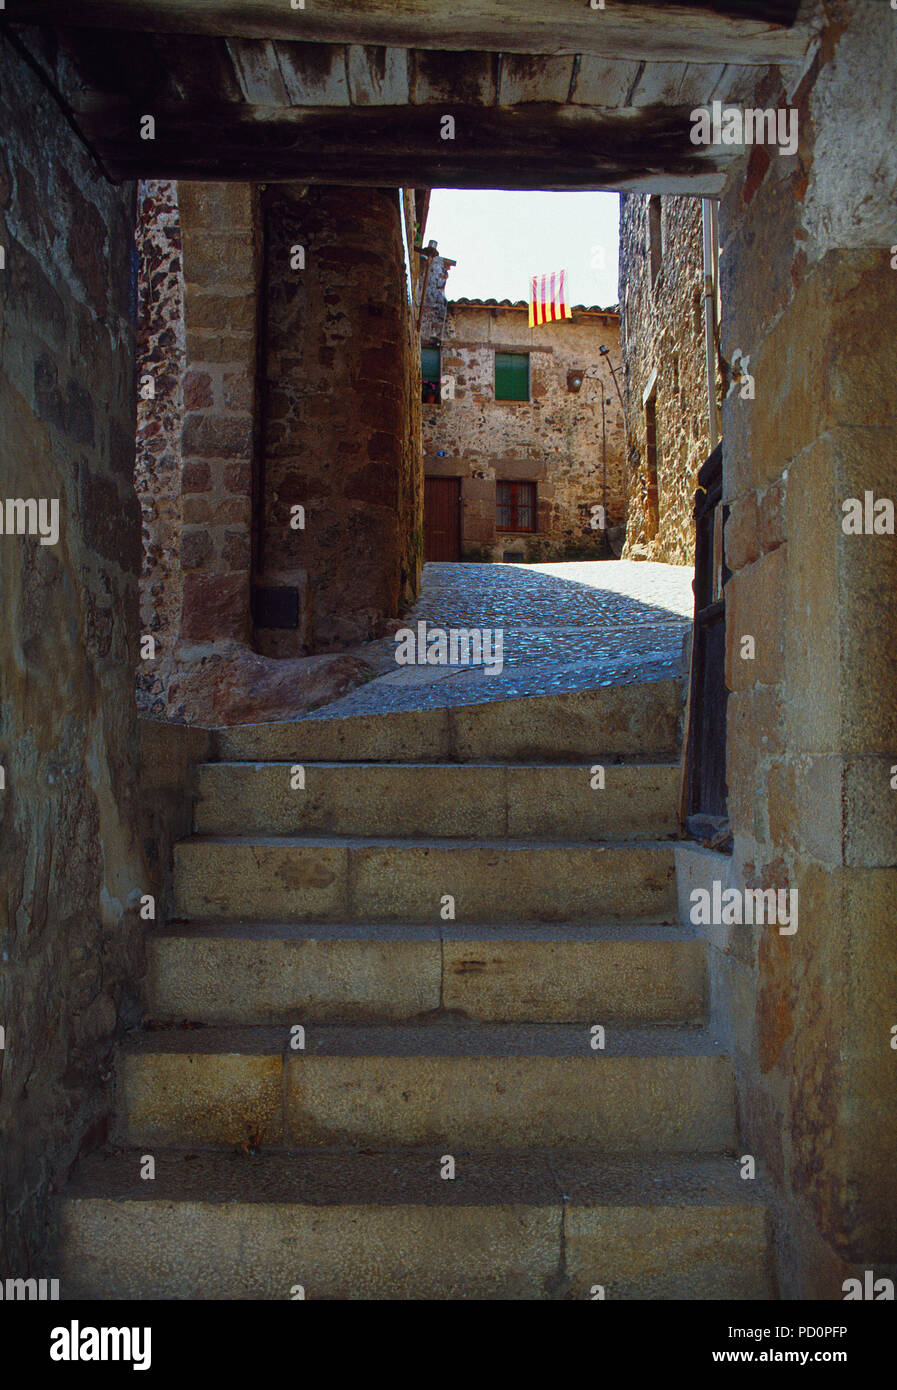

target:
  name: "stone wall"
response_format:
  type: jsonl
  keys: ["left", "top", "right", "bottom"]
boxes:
{"left": 133, "top": 181, "right": 422, "bottom": 720}
{"left": 133, "top": 179, "right": 264, "bottom": 719}
{"left": 134, "top": 180, "right": 186, "bottom": 719}
{"left": 0, "top": 39, "right": 208, "bottom": 1277}
{"left": 714, "top": 0, "right": 897, "bottom": 1297}
{"left": 257, "top": 184, "right": 422, "bottom": 653}
{"left": 618, "top": 193, "right": 713, "bottom": 564}
{"left": 423, "top": 301, "right": 625, "bottom": 561}
{"left": 178, "top": 182, "right": 260, "bottom": 650}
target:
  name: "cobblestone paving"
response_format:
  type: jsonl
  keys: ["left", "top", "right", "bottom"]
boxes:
{"left": 308, "top": 560, "right": 694, "bottom": 720}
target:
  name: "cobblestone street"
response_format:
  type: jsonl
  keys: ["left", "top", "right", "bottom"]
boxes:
{"left": 311, "top": 559, "right": 694, "bottom": 719}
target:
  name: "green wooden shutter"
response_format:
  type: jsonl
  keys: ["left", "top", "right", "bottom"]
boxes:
{"left": 494, "top": 352, "right": 529, "bottom": 401}
{"left": 421, "top": 347, "right": 441, "bottom": 382}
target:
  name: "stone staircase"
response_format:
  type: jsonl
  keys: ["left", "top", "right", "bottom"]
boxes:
{"left": 59, "top": 679, "right": 773, "bottom": 1300}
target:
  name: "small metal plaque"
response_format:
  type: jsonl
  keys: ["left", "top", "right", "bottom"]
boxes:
{"left": 252, "top": 585, "right": 300, "bottom": 629}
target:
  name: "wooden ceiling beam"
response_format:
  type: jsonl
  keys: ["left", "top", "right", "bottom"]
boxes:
{"left": 71, "top": 99, "right": 733, "bottom": 193}
{"left": 12, "top": 0, "right": 810, "bottom": 64}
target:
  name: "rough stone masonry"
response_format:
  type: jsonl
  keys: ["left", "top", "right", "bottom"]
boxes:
{"left": 422, "top": 277, "right": 627, "bottom": 562}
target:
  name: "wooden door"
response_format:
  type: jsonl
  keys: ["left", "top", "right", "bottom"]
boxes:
{"left": 424, "top": 477, "right": 461, "bottom": 561}
{"left": 684, "top": 443, "right": 730, "bottom": 835}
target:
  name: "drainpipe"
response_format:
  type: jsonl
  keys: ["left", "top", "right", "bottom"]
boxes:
{"left": 702, "top": 198, "right": 720, "bottom": 452}
{"left": 601, "top": 393, "right": 607, "bottom": 526}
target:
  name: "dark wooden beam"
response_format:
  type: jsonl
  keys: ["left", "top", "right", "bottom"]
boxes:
{"left": 11, "top": 0, "right": 809, "bottom": 63}
{"left": 29, "top": 28, "right": 772, "bottom": 117}
{"left": 71, "top": 99, "right": 731, "bottom": 192}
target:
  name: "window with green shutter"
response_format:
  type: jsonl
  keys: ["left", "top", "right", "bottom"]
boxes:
{"left": 421, "top": 346, "right": 441, "bottom": 404}
{"left": 494, "top": 352, "right": 529, "bottom": 402}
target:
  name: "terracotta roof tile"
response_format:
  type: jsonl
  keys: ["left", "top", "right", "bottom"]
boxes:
{"left": 449, "top": 297, "right": 619, "bottom": 314}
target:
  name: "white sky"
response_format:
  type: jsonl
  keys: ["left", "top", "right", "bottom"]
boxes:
{"left": 425, "top": 189, "right": 620, "bottom": 308}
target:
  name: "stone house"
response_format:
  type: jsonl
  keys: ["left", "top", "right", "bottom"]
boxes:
{"left": 420, "top": 254, "right": 625, "bottom": 561}
{"left": 618, "top": 193, "right": 718, "bottom": 564}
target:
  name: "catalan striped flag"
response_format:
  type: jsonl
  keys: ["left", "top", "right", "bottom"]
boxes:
{"left": 529, "top": 269, "right": 572, "bottom": 327}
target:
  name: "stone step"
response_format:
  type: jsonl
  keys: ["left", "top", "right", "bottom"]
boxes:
{"left": 192, "top": 760, "right": 680, "bottom": 839}
{"left": 172, "top": 835, "right": 678, "bottom": 924}
{"left": 213, "top": 679, "right": 681, "bottom": 764}
{"left": 147, "top": 921, "right": 705, "bottom": 1024}
{"left": 115, "top": 1022, "right": 734, "bottom": 1153}
{"left": 59, "top": 1149, "right": 772, "bottom": 1300}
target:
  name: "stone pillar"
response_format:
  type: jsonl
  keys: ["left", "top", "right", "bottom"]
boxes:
{"left": 256, "top": 184, "right": 422, "bottom": 655}
{"left": 134, "top": 180, "right": 186, "bottom": 717}
{"left": 718, "top": 0, "right": 897, "bottom": 1295}
{"left": 177, "top": 183, "right": 260, "bottom": 646}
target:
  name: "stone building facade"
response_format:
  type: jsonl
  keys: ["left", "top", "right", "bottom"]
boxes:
{"left": 618, "top": 193, "right": 717, "bottom": 564}
{"left": 135, "top": 180, "right": 425, "bottom": 723}
{"left": 421, "top": 265, "right": 625, "bottom": 562}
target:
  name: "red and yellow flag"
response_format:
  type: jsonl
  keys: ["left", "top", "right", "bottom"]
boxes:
{"left": 529, "top": 269, "right": 572, "bottom": 327}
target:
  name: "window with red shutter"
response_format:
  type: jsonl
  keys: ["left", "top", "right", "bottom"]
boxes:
{"left": 496, "top": 481, "right": 537, "bottom": 533}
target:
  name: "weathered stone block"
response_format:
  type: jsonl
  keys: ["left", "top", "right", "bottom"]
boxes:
{"left": 119, "top": 1050, "right": 282, "bottom": 1147}
{"left": 500, "top": 53, "right": 573, "bottom": 105}
{"left": 725, "top": 491, "right": 760, "bottom": 572}
{"left": 182, "top": 459, "right": 211, "bottom": 492}
{"left": 442, "top": 929, "right": 704, "bottom": 1023}
{"left": 182, "top": 412, "right": 253, "bottom": 459}
{"left": 149, "top": 926, "right": 442, "bottom": 1023}
{"left": 178, "top": 182, "right": 255, "bottom": 229}
{"left": 224, "top": 461, "right": 252, "bottom": 494}
{"left": 174, "top": 838, "right": 347, "bottom": 921}
{"left": 727, "top": 686, "right": 785, "bottom": 761}
{"left": 181, "top": 527, "right": 214, "bottom": 570}
{"left": 564, "top": 1196, "right": 771, "bottom": 1300}
{"left": 789, "top": 755, "right": 844, "bottom": 864}
{"left": 80, "top": 470, "right": 142, "bottom": 571}
{"left": 188, "top": 293, "right": 257, "bottom": 333}
{"left": 222, "top": 529, "right": 251, "bottom": 571}
{"left": 59, "top": 164, "right": 109, "bottom": 314}
{"left": 783, "top": 439, "right": 840, "bottom": 754}
{"left": 723, "top": 250, "right": 897, "bottom": 500}
{"left": 223, "top": 373, "right": 253, "bottom": 411}
{"left": 838, "top": 867, "right": 897, "bottom": 1258}
{"left": 185, "top": 330, "right": 254, "bottom": 365}
{"left": 765, "top": 760, "right": 796, "bottom": 853}
{"left": 843, "top": 757, "right": 897, "bottom": 868}
{"left": 284, "top": 1039, "right": 733, "bottom": 1150}
{"left": 181, "top": 573, "right": 249, "bottom": 642}
{"left": 757, "top": 478, "right": 786, "bottom": 553}
{"left": 183, "top": 231, "right": 257, "bottom": 289}
{"left": 183, "top": 495, "right": 248, "bottom": 527}
{"left": 830, "top": 426, "right": 897, "bottom": 757}
{"left": 724, "top": 545, "right": 786, "bottom": 691}
{"left": 183, "top": 371, "right": 213, "bottom": 410}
